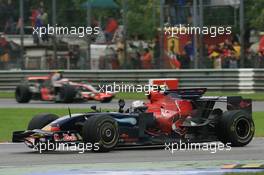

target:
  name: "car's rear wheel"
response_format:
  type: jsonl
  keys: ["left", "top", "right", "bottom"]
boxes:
{"left": 15, "top": 85, "right": 32, "bottom": 103}
{"left": 217, "top": 110, "right": 254, "bottom": 147}
{"left": 59, "top": 85, "right": 76, "bottom": 103}
{"left": 28, "top": 113, "right": 59, "bottom": 130}
{"left": 82, "top": 115, "right": 119, "bottom": 152}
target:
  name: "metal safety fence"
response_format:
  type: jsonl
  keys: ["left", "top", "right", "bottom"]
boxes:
{"left": 0, "top": 69, "right": 263, "bottom": 92}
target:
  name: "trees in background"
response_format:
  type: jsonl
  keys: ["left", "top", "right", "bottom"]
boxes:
{"left": 2, "top": 0, "right": 264, "bottom": 39}
{"left": 245, "top": 0, "right": 264, "bottom": 31}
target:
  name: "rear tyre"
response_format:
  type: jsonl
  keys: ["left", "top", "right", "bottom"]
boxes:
{"left": 217, "top": 110, "right": 255, "bottom": 147}
{"left": 82, "top": 115, "right": 119, "bottom": 152}
{"left": 59, "top": 85, "right": 76, "bottom": 103}
{"left": 28, "top": 113, "right": 59, "bottom": 130}
{"left": 15, "top": 85, "right": 32, "bottom": 103}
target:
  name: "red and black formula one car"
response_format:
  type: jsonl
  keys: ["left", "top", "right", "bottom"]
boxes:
{"left": 15, "top": 76, "right": 114, "bottom": 103}
{"left": 13, "top": 88, "right": 254, "bottom": 152}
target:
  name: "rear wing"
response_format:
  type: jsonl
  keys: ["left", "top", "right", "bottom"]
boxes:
{"left": 164, "top": 88, "right": 207, "bottom": 99}
{"left": 199, "top": 96, "right": 252, "bottom": 117}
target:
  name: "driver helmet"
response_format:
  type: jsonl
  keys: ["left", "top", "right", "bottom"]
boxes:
{"left": 132, "top": 100, "right": 145, "bottom": 109}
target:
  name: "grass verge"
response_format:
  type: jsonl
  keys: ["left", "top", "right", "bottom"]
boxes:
{"left": 0, "top": 108, "right": 92, "bottom": 142}
{"left": 0, "top": 92, "right": 14, "bottom": 98}
{"left": 0, "top": 109, "right": 263, "bottom": 142}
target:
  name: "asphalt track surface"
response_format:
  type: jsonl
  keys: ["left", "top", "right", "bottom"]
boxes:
{"left": 0, "top": 99, "right": 264, "bottom": 111}
{"left": 0, "top": 138, "right": 264, "bottom": 175}
{"left": 1, "top": 138, "right": 264, "bottom": 166}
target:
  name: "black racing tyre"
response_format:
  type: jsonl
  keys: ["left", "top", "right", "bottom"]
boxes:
{"left": 59, "top": 85, "right": 76, "bottom": 103}
{"left": 100, "top": 97, "right": 113, "bottom": 103}
{"left": 82, "top": 115, "right": 119, "bottom": 152}
{"left": 217, "top": 110, "right": 255, "bottom": 147}
{"left": 15, "top": 85, "right": 32, "bottom": 103}
{"left": 28, "top": 113, "right": 59, "bottom": 130}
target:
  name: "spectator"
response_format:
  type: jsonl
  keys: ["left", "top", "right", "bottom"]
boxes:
{"left": 68, "top": 45, "right": 80, "bottom": 69}
{"left": 176, "top": 0, "right": 186, "bottom": 24}
{"left": 233, "top": 42, "right": 241, "bottom": 59}
{"left": 186, "top": 1, "right": 193, "bottom": 24}
{"left": 141, "top": 48, "right": 153, "bottom": 69}
{"left": 16, "top": 17, "right": 23, "bottom": 34}
{"left": 167, "top": 0, "right": 177, "bottom": 25}
{"left": 112, "top": 25, "right": 124, "bottom": 43}
{"left": 208, "top": 45, "right": 222, "bottom": 69}
{"left": 116, "top": 38, "right": 125, "bottom": 68}
{"left": 0, "top": 53, "right": 10, "bottom": 70}
{"left": 168, "top": 52, "right": 181, "bottom": 69}
{"left": 153, "top": 35, "right": 160, "bottom": 69}
{"left": 222, "top": 39, "right": 236, "bottom": 68}
{"left": 180, "top": 50, "right": 190, "bottom": 69}
{"left": 258, "top": 35, "right": 264, "bottom": 68}
{"left": 230, "top": 42, "right": 241, "bottom": 68}
{"left": 91, "top": 17, "right": 99, "bottom": 28}
{"left": 35, "top": 11, "right": 43, "bottom": 31}
{"left": 3, "top": 0, "right": 15, "bottom": 34}
{"left": 257, "top": 51, "right": 264, "bottom": 68}
{"left": 221, "top": 44, "right": 230, "bottom": 68}
{"left": 30, "top": 8, "right": 41, "bottom": 44}
{"left": 184, "top": 41, "right": 194, "bottom": 68}
{"left": 229, "top": 54, "right": 238, "bottom": 68}
{"left": 0, "top": 35, "right": 10, "bottom": 70}
{"left": 129, "top": 47, "right": 141, "bottom": 69}
{"left": 105, "top": 17, "right": 118, "bottom": 42}
{"left": 108, "top": 47, "right": 119, "bottom": 69}
{"left": 40, "top": 8, "right": 49, "bottom": 42}
{"left": 167, "top": 0, "right": 186, "bottom": 25}
{"left": 91, "top": 17, "right": 100, "bottom": 42}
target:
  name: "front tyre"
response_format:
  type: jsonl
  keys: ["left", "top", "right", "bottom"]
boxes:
{"left": 217, "top": 110, "right": 255, "bottom": 147}
{"left": 28, "top": 113, "right": 59, "bottom": 130}
{"left": 82, "top": 115, "right": 119, "bottom": 152}
{"left": 27, "top": 113, "right": 59, "bottom": 152}
{"left": 15, "top": 85, "right": 32, "bottom": 103}
{"left": 59, "top": 85, "right": 76, "bottom": 103}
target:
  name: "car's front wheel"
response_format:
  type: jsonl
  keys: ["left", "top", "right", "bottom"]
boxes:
{"left": 82, "top": 115, "right": 119, "bottom": 152}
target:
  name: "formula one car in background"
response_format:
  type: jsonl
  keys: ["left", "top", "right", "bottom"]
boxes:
{"left": 15, "top": 76, "right": 114, "bottom": 103}
{"left": 13, "top": 88, "right": 254, "bottom": 152}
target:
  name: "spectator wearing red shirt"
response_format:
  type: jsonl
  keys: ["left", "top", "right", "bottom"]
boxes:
{"left": 258, "top": 36, "right": 264, "bottom": 68}
{"left": 105, "top": 17, "right": 118, "bottom": 42}
{"left": 30, "top": 8, "right": 41, "bottom": 44}
{"left": 30, "top": 9, "right": 39, "bottom": 28}
{"left": 141, "top": 48, "right": 153, "bottom": 69}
